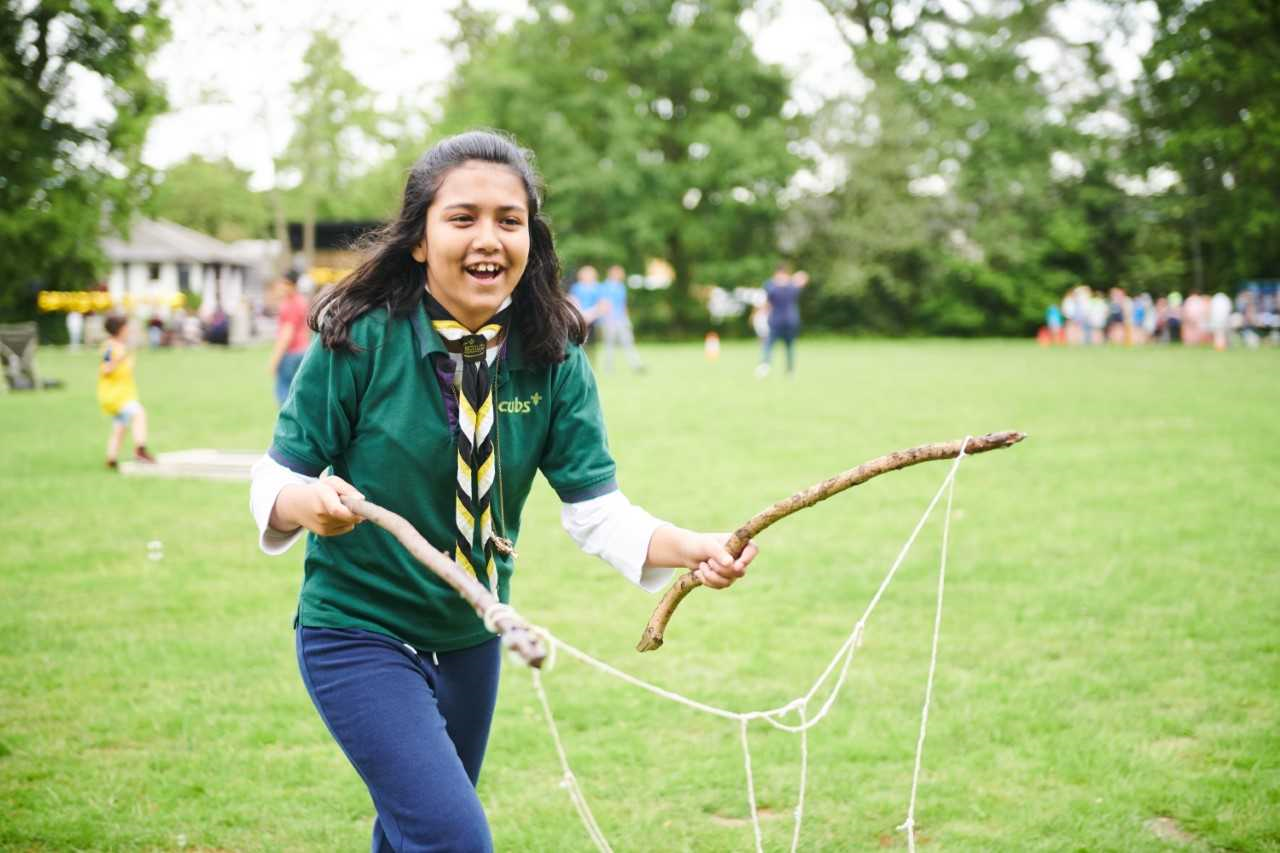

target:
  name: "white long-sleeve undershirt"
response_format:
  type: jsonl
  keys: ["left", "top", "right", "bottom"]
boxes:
{"left": 249, "top": 454, "right": 674, "bottom": 593}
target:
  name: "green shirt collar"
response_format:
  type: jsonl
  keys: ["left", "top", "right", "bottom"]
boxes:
{"left": 409, "top": 297, "right": 529, "bottom": 370}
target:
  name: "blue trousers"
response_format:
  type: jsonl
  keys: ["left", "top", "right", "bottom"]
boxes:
{"left": 296, "top": 627, "right": 502, "bottom": 852}
{"left": 762, "top": 325, "right": 798, "bottom": 373}
{"left": 275, "top": 351, "right": 305, "bottom": 406}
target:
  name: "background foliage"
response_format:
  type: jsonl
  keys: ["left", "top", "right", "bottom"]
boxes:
{"left": 437, "top": 0, "right": 803, "bottom": 328}
{"left": 0, "top": 0, "right": 168, "bottom": 318}
{"left": 1, "top": 0, "right": 1276, "bottom": 334}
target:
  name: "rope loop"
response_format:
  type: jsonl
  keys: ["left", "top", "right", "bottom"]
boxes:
{"left": 482, "top": 602, "right": 516, "bottom": 634}
{"left": 515, "top": 450, "right": 967, "bottom": 853}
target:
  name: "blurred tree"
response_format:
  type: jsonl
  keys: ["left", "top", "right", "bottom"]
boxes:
{"left": 910, "top": 6, "right": 1096, "bottom": 334}
{"left": 1131, "top": 0, "right": 1280, "bottom": 292}
{"left": 0, "top": 0, "right": 168, "bottom": 320}
{"left": 147, "top": 155, "right": 270, "bottom": 242}
{"left": 278, "top": 31, "right": 384, "bottom": 265}
{"left": 334, "top": 124, "right": 425, "bottom": 222}
{"left": 800, "top": 0, "right": 1150, "bottom": 334}
{"left": 437, "top": 0, "right": 804, "bottom": 329}
{"left": 790, "top": 79, "right": 947, "bottom": 334}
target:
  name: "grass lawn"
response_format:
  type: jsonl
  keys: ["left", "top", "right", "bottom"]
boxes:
{"left": 2, "top": 337, "right": 1277, "bottom": 852}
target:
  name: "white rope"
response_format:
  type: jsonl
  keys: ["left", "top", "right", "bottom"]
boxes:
{"left": 740, "top": 718, "right": 764, "bottom": 853}
{"left": 544, "top": 449, "right": 968, "bottom": 733}
{"left": 898, "top": 437, "right": 966, "bottom": 851}
{"left": 530, "top": 668, "right": 613, "bottom": 853}
{"left": 790, "top": 702, "right": 808, "bottom": 853}
{"left": 482, "top": 602, "right": 516, "bottom": 634}
{"left": 520, "top": 440, "right": 971, "bottom": 851}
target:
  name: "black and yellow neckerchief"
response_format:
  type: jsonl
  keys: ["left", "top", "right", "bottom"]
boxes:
{"left": 422, "top": 287, "right": 513, "bottom": 596}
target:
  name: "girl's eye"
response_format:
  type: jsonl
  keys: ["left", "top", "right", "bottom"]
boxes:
{"left": 503, "top": 217, "right": 523, "bottom": 226}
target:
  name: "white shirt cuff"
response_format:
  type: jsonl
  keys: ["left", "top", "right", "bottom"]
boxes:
{"left": 250, "top": 454, "right": 315, "bottom": 555}
{"left": 561, "top": 490, "right": 673, "bottom": 592}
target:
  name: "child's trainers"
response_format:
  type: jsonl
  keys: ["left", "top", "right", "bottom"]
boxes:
{"left": 134, "top": 446, "right": 157, "bottom": 463}
{"left": 106, "top": 459, "right": 118, "bottom": 471}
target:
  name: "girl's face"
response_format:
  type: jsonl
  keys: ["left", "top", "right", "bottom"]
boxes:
{"left": 413, "top": 161, "right": 530, "bottom": 330}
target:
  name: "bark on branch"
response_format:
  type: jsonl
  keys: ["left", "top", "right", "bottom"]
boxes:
{"left": 636, "top": 431, "right": 1026, "bottom": 653}
{"left": 341, "top": 495, "right": 547, "bottom": 668}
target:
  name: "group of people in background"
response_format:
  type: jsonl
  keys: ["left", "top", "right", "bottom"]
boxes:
{"left": 1044, "top": 285, "right": 1280, "bottom": 350}
{"left": 567, "top": 264, "right": 645, "bottom": 373}
{"left": 566, "top": 260, "right": 814, "bottom": 379}
{"left": 64, "top": 305, "right": 213, "bottom": 352}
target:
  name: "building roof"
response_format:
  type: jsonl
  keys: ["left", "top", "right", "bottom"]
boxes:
{"left": 102, "top": 218, "right": 247, "bottom": 265}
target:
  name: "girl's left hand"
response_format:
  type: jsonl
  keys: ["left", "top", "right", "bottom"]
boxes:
{"left": 686, "top": 532, "right": 758, "bottom": 590}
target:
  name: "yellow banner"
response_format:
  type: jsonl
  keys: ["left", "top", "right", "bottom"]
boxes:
{"left": 308, "top": 266, "right": 352, "bottom": 286}
{"left": 37, "top": 291, "right": 188, "bottom": 313}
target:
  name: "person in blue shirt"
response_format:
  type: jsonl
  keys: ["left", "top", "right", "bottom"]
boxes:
{"left": 598, "top": 264, "right": 645, "bottom": 373}
{"left": 755, "top": 264, "right": 808, "bottom": 377}
{"left": 568, "top": 264, "right": 605, "bottom": 364}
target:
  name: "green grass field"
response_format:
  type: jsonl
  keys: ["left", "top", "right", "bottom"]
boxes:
{"left": 2, "top": 338, "right": 1277, "bottom": 852}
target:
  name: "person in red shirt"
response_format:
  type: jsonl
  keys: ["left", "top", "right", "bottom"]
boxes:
{"left": 268, "top": 270, "right": 311, "bottom": 405}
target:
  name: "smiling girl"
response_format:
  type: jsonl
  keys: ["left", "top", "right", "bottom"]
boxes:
{"left": 248, "top": 130, "right": 756, "bottom": 851}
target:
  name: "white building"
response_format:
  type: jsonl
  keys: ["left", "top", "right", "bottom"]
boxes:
{"left": 102, "top": 219, "right": 278, "bottom": 343}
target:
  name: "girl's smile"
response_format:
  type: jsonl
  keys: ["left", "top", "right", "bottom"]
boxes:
{"left": 412, "top": 161, "right": 531, "bottom": 330}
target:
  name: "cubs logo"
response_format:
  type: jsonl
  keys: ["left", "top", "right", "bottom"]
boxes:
{"left": 498, "top": 392, "right": 542, "bottom": 414}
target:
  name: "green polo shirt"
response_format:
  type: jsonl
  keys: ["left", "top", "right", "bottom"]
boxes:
{"left": 270, "top": 303, "right": 616, "bottom": 651}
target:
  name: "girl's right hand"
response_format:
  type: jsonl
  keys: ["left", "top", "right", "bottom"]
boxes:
{"left": 271, "top": 475, "right": 366, "bottom": 536}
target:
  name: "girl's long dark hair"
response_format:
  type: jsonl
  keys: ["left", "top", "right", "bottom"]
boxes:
{"left": 309, "top": 130, "right": 584, "bottom": 366}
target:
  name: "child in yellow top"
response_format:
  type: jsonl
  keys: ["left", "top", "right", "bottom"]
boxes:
{"left": 98, "top": 315, "right": 156, "bottom": 469}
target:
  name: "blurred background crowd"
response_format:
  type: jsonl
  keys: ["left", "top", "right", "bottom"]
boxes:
{"left": 1043, "top": 283, "right": 1280, "bottom": 350}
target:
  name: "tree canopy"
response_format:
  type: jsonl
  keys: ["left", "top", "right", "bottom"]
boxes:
{"left": 277, "top": 31, "right": 385, "bottom": 263}
{"left": 147, "top": 155, "right": 270, "bottom": 242}
{"left": 1130, "top": 0, "right": 1280, "bottom": 293}
{"left": 4, "top": 0, "right": 1275, "bottom": 334}
{"left": 0, "top": 0, "right": 168, "bottom": 319}
{"left": 436, "top": 0, "right": 804, "bottom": 327}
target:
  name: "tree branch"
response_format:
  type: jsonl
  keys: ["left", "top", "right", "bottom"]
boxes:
{"left": 31, "top": 10, "right": 53, "bottom": 88}
{"left": 341, "top": 495, "right": 547, "bottom": 668}
{"left": 814, "top": 0, "right": 856, "bottom": 53}
{"left": 635, "top": 430, "right": 1026, "bottom": 652}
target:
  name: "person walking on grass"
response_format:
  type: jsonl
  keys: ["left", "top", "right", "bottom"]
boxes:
{"left": 98, "top": 315, "right": 156, "bottom": 470}
{"left": 267, "top": 269, "right": 311, "bottom": 406}
{"left": 567, "top": 263, "right": 606, "bottom": 365}
{"left": 599, "top": 264, "right": 644, "bottom": 373}
{"left": 755, "top": 263, "right": 808, "bottom": 378}
{"left": 248, "top": 130, "right": 757, "bottom": 853}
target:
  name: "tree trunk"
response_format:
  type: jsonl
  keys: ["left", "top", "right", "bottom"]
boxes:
{"left": 271, "top": 185, "right": 289, "bottom": 275}
{"left": 666, "top": 230, "right": 699, "bottom": 331}
{"left": 303, "top": 203, "right": 316, "bottom": 272}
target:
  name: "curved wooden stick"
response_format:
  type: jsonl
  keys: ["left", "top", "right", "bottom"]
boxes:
{"left": 341, "top": 495, "right": 547, "bottom": 668}
{"left": 635, "top": 430, "right": 1026, "bottom": 653}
